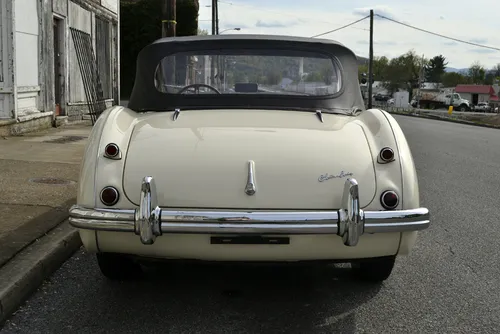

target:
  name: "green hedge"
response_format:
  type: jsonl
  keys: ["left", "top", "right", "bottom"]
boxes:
{"left": 120, "top": 0, "right": 200, "bottom": 98}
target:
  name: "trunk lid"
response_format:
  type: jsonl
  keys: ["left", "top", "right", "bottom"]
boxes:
{"left": 122, "top": 110, "right": 376, "bottom": 209}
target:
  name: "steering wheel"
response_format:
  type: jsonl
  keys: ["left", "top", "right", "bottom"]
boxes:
{"left": 178, "top": 84, "right": 221, "bottom": 94}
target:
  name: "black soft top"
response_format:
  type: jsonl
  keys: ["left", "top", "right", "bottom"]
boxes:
{"left": 127, "top": 34, "right": 365, "bottom": 113}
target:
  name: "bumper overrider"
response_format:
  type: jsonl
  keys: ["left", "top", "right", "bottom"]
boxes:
{"left": 69, "top": 177, "right": 430, "bottom": 247}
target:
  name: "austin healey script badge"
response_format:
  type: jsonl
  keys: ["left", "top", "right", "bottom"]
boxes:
{"left": 245, "top": 160, "right": 257, "bottom": 195}
{"left": 318, "top": 171, "right": 354, "bottom": 182}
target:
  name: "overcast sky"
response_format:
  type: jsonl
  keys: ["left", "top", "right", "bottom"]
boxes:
{"left": 198, "top": 0, "right": 500, "bottom": 69}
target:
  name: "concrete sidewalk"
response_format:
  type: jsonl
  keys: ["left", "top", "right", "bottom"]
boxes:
{"left": 0, "top": 122, "right": 91, "bottom": 324}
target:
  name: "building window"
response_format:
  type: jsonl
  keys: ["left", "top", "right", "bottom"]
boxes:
{"left": 95, "top": 16, "right": 112, "bottom": 99}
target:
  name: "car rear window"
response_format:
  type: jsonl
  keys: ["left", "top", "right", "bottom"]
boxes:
{"left": 153, "top": 49, "right": 343, "bottom": 97}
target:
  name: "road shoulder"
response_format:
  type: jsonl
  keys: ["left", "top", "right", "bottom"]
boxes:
{"left": 387, "top": 110, "right": 500, "bottom": 130}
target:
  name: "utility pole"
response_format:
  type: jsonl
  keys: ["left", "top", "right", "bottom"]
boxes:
{"left": 211, "top": 0, "right": 216, "bottom": 35}
{"left": 215, "top": 0, "right": 219, "bottom": 34}
{"left": 210, "top": 0, "right": 215, "bottom": 84}
{"left": 417, "top": 54, "right": 424, "bottom": 109}
{"left": 161, "top": 0, "right": 176, "bottom": 87}
{"left": 215, "top": 0, "right": 220, "bottom": 86}
{"left": 367, "top": 9, "right": 374, "bottom": 109}
{"left": 210, "top": 0, "right": 218, "bottom": 85}
{"left": 162, "top": 0, "right": 176, "bottom": 37}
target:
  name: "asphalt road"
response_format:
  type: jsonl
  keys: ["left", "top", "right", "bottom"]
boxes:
{"left": 2, "top": 115, "right": 500, "bottom": 334}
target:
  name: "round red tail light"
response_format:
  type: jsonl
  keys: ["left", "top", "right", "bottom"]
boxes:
{"left": 380, "top": 190, "right": 399, "bottom": 210}
{"left": 104, "top": 143, "right": 119, "bottom": 158}
{"left": 100, "top": 186, "right": 119, "bottom": 206}
{"left": 379, "top": 147, "right": 394, "bottom": 162}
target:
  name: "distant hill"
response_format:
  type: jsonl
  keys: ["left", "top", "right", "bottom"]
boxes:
{"left": 356, "top": 55, "right": 369, "bottom": 65}
{"left": 445, "top": 67, "right": 499, "bottom": 76}
{"left": 445, "top": 67, "right": 468, "bottom": 74}
{"left": 355, "top": 60, "right": 471, "bottom": 75}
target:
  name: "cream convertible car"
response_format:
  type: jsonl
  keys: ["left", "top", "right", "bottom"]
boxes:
{"left": 69, "top": 35, "right": 430, "bottom": 282}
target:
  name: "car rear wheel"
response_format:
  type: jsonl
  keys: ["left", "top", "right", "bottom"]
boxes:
{"left": 96, "top": 253, "right": 143, "bottom": 280}
{"left": 351, "top": 255, "right": 396, "bottom": 282}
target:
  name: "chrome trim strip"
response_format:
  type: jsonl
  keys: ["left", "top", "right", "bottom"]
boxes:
{"left": 69, "top": 207, "right": 430, "bottom": 235}
{"left": 244, "top": 160, "right": 256, "bottom": 196}
{"left": 172, "top": 108, "right": 180, "bottom": 121}
{"left": 316, "top": 110, "right": 324, "bottom": 123}
{"left": 69, "top": 217, "right": 429, "bottom": 235}
{"left": 365, "top": 220, "right": 430, "bottom": 233}
{"left": 70, "top": 218, "right": 136, "bottom": 232}
{"left": 69, "top": 206, "right": 135, "bottom": 221}
{"left": 69, "top": 177, "right": 431, "bottom": 245}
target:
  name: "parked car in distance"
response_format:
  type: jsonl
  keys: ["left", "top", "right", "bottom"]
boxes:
{"left": 373, "top": 93, "right": 392, "bottom": 102}
{"left": 474, "top": 102, "right": 492, "bottom": 113}
{"left": 69, "top": 34, "right": 430, "bottom": 283}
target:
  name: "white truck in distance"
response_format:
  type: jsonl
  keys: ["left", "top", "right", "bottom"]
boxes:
{"left": 411, "top": 91, "right": 471, "bottom": 111}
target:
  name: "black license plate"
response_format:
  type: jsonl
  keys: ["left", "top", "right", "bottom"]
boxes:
{"left": 210, "top": 236, "right": 290, "bottom": 245}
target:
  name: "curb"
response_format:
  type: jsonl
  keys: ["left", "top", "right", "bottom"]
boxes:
{"left": 388, "top": 111, "right": 500, "bottom": 130}
{"left": 0, "top": 198, "right": 76, "bottom": 268}
{"left": 0, "top": 221, "right": 82, "bottom": 326}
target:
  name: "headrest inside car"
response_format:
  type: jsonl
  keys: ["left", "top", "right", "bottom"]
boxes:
{"left": 234, "top": 83, "right": 258, "bottom": 93}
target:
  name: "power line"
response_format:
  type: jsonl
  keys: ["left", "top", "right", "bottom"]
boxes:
{"left": 310, "top": 15, "right": 370, "bottom": 38}
{"left": 216, "top": 0, "right": 368, "bottom": 32}
{"left": 375, "top": 14, "right": 500, "bottom": 52}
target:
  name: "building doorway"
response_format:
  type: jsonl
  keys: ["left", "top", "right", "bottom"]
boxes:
{"left": 472, "top": 93, "right": 479, "bottom": 106}
{"left": 53, "top": 17, "right": 65, "bottom": 116}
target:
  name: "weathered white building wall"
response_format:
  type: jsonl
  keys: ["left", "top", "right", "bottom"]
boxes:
{"left": 53, "top": 0, "right": 68, "bottom": 16}
{"left": 458, "top": 92, "right": 490, "bottom": 104}
{"left": 0, "top": 2, "right": 5, "bottom": 86}
{"left": 14, "top": 0, "right": 40, "bottom": 115}
{"left": 0, "top": 0, "right": 14, "bottom": 119}
{"left": 65, "top": 0, "right": 119, "bottom": 120}
{"left": 68, "top": 1, "right": 92, "bottom": 103}
{"left": 101, "top": 0, "right": 118, "bottom": 14}
{"left": 1, "top": 0, "right": 119, "bottom": 128}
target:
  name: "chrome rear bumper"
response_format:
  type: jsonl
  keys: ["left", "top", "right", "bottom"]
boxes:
{"left": 69, "top": 177, "right": 430, "bottom": 247}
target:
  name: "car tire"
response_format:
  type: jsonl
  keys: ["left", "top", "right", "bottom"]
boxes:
{"left": 351, "top": 255, "right": 396, "bottom": 282}
{"left": 96, "top": 253, "right": 143, "bottom": 280}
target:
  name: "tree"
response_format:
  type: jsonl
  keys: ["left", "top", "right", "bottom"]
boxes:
{"left": 384, "top": 50, "right": 425, "bottom": 98}
{"left": 424, "top": 55, "right": 448, "bottom": 84}
{"left": 468, "top": 61, "right": 486, "bottom": 84}
{"left": 119, "top": 0, "right": 200, "bottom": 97}
{"left": 198, "top": 28, "right": 208, "bottom": 35}
{"left": 484, "top": 71, "right": 495, "bottom": 85}
{"left": 372, "top": 56, "right": 390, "bottom": 81}
{"left": 266, "top": 71, "right": 282, "bottom": 85}
{"left": 357, "top": 56, "right": 389, "bottom": 83}
{"left": 491, "top": 63, "right": 500, "bottom": 77}
{"left": 305, "top": 72, "right": 323, "bottom": 82}
{"left": 321, "top": 65, "right": 334, "bottom": 85}
{"left": 441, "top": 72, "right": 468, "bottom": 87}
{"left": 487, "top": 63, "right": 500, "bottom": 85}
{"left": 176, "top": 0, "right": 200, "bottom": 36}
{"left": 358, "top": 64, "right": 368, "bottom": 82}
